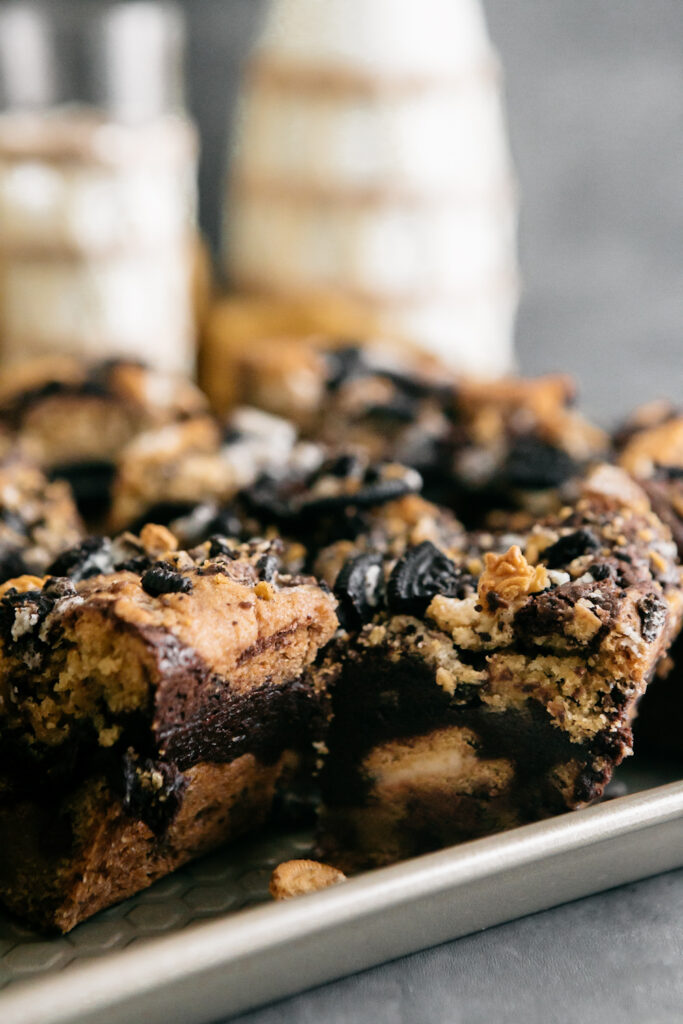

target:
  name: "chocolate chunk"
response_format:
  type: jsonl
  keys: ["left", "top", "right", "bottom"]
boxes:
{"left": 48, "top": 537, "right": 113, "bottom": 581}
{"left": 387, "top": 541, "right": 472, "bottom": 616}
{"left": 500, "top": 436, "right": 578, "bottom": 490}
{"left": 141, "top": 563, "right": 193, "bottom": 597}
{"left": 543, "top": 528, "right": 600, "bottom": 568}
{"left": 334, "top": 552, "right": 385, "bottom": 629}
{"left": 638, "top": 593, "right": 667, "bottom": 642}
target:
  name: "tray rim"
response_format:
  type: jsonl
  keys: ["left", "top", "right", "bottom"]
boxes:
{"left": 2, "top": 778, "right": 683, "bottom": 1024}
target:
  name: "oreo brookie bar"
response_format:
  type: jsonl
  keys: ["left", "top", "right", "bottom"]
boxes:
{"left": 0, "top": 524, "right": 337, "bottom": 932}
{"left": 315, "top": 466, "right": 683, "bottom": 868}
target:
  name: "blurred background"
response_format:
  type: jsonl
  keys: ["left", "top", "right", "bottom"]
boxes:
{"left": 1, "top": 0, "right": 682, "bottom": 418}
{"left": 179, "top": 0, "right": 683, "bottom": 417}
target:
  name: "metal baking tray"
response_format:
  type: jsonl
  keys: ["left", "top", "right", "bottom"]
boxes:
{"left": 1, "top": 759, "right": 681, "bottom": 1024}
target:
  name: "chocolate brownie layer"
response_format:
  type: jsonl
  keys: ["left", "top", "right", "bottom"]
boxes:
{"left": 316, "top": 465, "right": 683, "bottom": 868}
{"left": 0, "top": 524, "right": 338, "bottom": 931}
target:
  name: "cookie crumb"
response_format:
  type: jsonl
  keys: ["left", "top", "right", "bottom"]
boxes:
{"left": 269, "top": 859, "right": 346, "bottom": 900}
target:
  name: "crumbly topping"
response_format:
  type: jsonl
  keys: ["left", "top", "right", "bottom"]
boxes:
{"left": 477, "top": 546, "right": 549, "bottom": 608}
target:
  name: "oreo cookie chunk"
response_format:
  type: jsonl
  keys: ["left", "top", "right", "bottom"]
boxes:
{"left": 315, "top": 465, "right": 683, "bottom": 870}
{"left": 242, "top": 453, "right": 424, "bottom": 560}
{"left": 0, "top": 357, "right": 207, "bottom": 522}
{"left": 0, "top": 527, "right": 338, "bottom": 933}
{"left": 444, "top": 375, "right": 610, "bottom": 524}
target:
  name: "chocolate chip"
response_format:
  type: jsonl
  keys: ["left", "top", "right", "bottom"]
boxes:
{"left": 543, "top": 528, "right": 600, "bottom": 569}
{"left": 500, "top": 436, "right": 578, "bottom": 490}
{"left": 47, "top": 537, "right": 113, "bottom": 581}
{"left": 141, "top": 563, "right": 193, "bottom": 597}
{"left": 334, "top": 552, "right": 385, "bottom": 629}
{"left": 638, "top": 593, "right": 667, "bottom": 642}
{"left": 386, "top": 541, "right": 472, "bottom": 616}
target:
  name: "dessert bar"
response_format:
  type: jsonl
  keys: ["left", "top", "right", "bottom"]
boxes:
{"left": 616, "top": 403, "right": 683, "bottom": 757}
{"left": 0, "top": 525, "right": 338, "bottom": 931}
{"left": 0, "top": 358, "right": 207, "bottom": 519}
{"left": 316, "top": 466, "right": 683, "bottom": 867}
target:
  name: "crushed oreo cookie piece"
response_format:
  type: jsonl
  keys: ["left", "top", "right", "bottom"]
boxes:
{"left": 244, "top": 459, "right": 422, "bottom": 529}
{"left": 141, "top": 563, "right": 193, "bottom": 597}
{"left": 500, "top": 436, "right": 578, "bottom": 490}
{"left": 387, "top": 541, "right": 473, "bottom": 616}
{"left": 638, "top": 593, "right": 667, "bottom": 642}
{"left": 256, "top": 554, "right": 279, "bottom": 582}
{"left": 590, "top": 562, "right": 614, "bottom": 581}
{"left": 334, "top": 552, "right": 385, "bottom": 630}
{"left": 47, "top": 537, "right": 113, "bottom": 581}
{"left": 42, "top": 577, "right": 78, "bottom": 600}
{"left": 122, "top": 751, "right": 187, "bottom": 835}
{"left": 543, "top": 528, "right": 600, "bottom": 569}
{"left": 208, "top": 535, "right": 238, "bottom": 559}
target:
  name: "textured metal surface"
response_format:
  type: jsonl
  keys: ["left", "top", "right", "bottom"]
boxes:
{"left": 0, "top": 764, "right": 681, "bottom": 1024}
{"left": 0, "top": 828, "right": 314, "bottom": 993}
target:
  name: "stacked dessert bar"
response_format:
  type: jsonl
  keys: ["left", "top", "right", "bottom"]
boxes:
{"left": 0, "top": 350, "right": 680, "bottom": 931}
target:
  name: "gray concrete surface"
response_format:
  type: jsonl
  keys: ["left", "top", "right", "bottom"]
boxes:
{"left": 230, "top": 868, "right": 683, "bottom": 1024}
